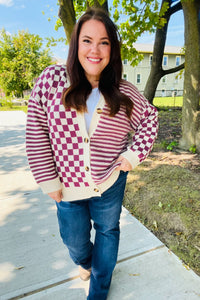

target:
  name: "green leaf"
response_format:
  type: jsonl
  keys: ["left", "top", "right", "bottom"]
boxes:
{"left": 0, "top": 29, "right": 52, "bottom": 96}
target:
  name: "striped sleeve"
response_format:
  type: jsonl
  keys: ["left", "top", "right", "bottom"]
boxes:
{"left": 120, "top": 81, "right": 158, "bottom": 166}
{"left": 26, "top": 67, "right": 62, "bottom": 193}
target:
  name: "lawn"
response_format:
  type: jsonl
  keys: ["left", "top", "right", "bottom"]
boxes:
{"left": 124, "top": 109, "right": 200, "bottom": 276}
{"left": 0, "top": 97, "right": 28, "bottom": 113}
{"left": 153, "top": 96, "right": 183, "bottom": 108}
{"left": 0, "top": 95, "right": 183, "bottom": 113}
{"left": 0, "top": 105, "right": 28, "bottom": 113}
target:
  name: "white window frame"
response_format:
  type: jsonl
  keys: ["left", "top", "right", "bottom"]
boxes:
{"left": 174, "top": 75, "right": 178, "bottom": 84}
{"left": 136, "top": 73, "right": 141, "bottom": 84}
{"left": 175, "top": 56, "right": 181, "bottom": 66}
{"left": 123, "top": 73, "right": 128, "bottom": 81}
{"left": 162, "top": 76, "right": 167, "bottom": 84}
{"left": 163, "top": 55, "right": 168, "bottom": 66}
{"left": 162, "top": 89, "right": 166, "bottom": 97}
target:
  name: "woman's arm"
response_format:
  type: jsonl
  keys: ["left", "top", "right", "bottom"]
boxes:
{"left": 120, "top": 82, "right": 159, "bottom": 169}
{"left": 26, "top": 66, "right": 62, "bottom": 194}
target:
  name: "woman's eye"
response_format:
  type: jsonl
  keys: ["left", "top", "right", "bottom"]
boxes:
{"left": 83, "top": 39, "right": 91, "bottom": 44}
{"left": 101, "top": 41, "right": 110, "bottom": 45}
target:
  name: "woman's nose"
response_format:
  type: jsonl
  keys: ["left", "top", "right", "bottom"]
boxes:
{"left": 91, "top": 43, "right": 99, "bottom": 53}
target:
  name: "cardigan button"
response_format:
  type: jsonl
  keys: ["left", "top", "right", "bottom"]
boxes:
{"left": 94, "top": 188, "right": 99, "bottom": 193}
{"left": 85, "top": 166, "right": 89, "bottom": 172}
{"left": 84, "top": 137, "right": 89, "bottom": 143}
{"left": 96, "top": 108, "right": 103, "bottom": 114}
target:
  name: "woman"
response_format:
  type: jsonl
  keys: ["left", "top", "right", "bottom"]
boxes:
{"left": 26, "top": 7, "right": 158, "bottom": 300}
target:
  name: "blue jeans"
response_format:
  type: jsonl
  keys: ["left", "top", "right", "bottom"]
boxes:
{"left": 56, "top": 171, "right": 128, "bottom": 300}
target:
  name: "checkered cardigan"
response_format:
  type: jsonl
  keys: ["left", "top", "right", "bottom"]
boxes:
{"left": 26, "top": 65, "right": 158, "bottom": 201}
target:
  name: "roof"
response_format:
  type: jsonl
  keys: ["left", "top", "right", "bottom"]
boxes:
{"left": 52, "top": 57, "right": 67, "bottom": 65}
{"left": 133, "top": 43, "right": 184, "bottom": 55}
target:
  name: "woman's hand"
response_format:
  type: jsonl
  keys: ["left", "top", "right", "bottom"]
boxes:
{"left": 48, "top": 189, "right": 63, "bottom": 203}
{"left": 115, "top": 155, "right": 132, "bottom": 172}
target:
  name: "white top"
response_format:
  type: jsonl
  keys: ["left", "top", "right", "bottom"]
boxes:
{"left": 85, "top": 88, "right": 100, "bottom": 132}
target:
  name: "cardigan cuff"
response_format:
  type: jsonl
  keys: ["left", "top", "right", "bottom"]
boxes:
{"left": 121, "top": 149, "right": 140, "bottom": 169}
{"left": 39, "top": 177, "right": 62, "bottom": 194}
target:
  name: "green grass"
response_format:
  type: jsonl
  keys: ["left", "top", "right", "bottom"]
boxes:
{"left": 124, "top": 161, "right": 200, "bottom": 276}
{"left": 153, "top": 96, "right": 183, "bottom": 108}
{"left": 0, "top": 105, "right": 28, "bottom": 113}
{"left": 0, "top": 97, "right": 28, "bottom": 113}
{"left": 0, "top": 96, "right": 183, "bottom": 114}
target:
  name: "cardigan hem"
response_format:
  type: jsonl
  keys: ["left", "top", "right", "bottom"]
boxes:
{"left": 59, "top": 169, "right": 120, "bottom": 202}
{"left": 39, "top": 177, "right": 62, "bottom": 194}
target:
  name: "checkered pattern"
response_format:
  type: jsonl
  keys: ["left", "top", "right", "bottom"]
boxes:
{"left": 119, "top": 82, "right": 158, "bottom": 162}
{"left": 48, "top": 103, "right": 89, "bottom": 188}
{"left": 26, "top": 64, "right": 158, "bottom": 196}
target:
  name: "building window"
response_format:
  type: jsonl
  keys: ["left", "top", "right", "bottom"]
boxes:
{"left": 136, "top": 74, "right": 141, "bottom": 84}
{"left": 123, "top": 73, "right": 128, "bottom": 80}
{"left": 176, "top": 56, "right": 181, "bottom": 66}
{"left": 172, "top": 89, "right": 177, "bottom": 97}
{"left": 174, "top": 75, "right": 178, "bottom": 84}
{"left": 149, "top": 55, "right": 153, "bottom": 66}
{"left": 123, "top": 59, "right": 128, "bottom": 65}
{"left": 163, "top": 56, "right": 168, "bottom": 66}
{"left": 162, "top": 89, "right": 166, "bottom": 97}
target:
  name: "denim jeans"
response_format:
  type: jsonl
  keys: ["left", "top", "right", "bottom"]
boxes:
{"left": 56, "top": 171, "right": 128, "bottom": 300}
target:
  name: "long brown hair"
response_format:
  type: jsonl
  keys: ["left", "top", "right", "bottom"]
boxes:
{"left": 62, "top": 7, "right": 133, "bottom": 118}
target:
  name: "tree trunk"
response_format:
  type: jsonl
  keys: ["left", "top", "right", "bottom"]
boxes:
{"left": 179, "top": 0, "right": 200, "bottom": 152}
{"left": 143, "top": 0, "right": 183, "bottom": 103}
{"left": 58, "top": 0, "right": 76, "bottom": 43}
{"left": 58, "top": 1, "right": 108, "bottom": 43}
{"left": 143, "top": 0, "right": 169, "bottom": 103}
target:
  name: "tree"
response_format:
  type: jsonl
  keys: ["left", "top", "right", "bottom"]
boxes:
{"left": 58, "top": 0, "right": 76, "bottom": 43}
{"left": 143, "top": 0, "right": 185, "bottom": 103}
{"left": 143, "top": 0, "right": 200, "bottom": 151}
{"left": 56, "top": 0, "right": 200, "bottom": 151}
{"left": 179, "top": 0, "right": 200, "bottom": 151}
{"left": 57, "top": 0, "right": 108, "bottom": 43}
{"left": 0, "top": 29, "right": 52, "bottom": 97}
{"left": 57, "top": 0, "right": 166, "bottom": 65}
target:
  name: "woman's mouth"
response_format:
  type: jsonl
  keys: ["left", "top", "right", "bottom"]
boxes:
{"left": 87, "top": 57, "right": 102, "bottom": 63}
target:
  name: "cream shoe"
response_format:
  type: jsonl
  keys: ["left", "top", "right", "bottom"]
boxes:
{"left": 79, "top": 266, "right": 92, "bottom": 281}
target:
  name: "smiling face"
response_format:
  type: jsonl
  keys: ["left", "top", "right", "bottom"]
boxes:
{"left": 78, "top": 19, "right": 111, "bottom": 88}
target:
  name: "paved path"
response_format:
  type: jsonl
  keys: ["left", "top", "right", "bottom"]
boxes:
{"left": 0, "top": 111, "right": 200, "bottom": 300}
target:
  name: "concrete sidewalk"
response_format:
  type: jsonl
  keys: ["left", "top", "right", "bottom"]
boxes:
{"left": 0, "top": 111, "right": 199, "bottom": 300}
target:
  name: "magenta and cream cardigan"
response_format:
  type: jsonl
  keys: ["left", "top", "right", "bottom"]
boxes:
{"left": 26, "top": 65, "right": 158, "bottom": 201}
